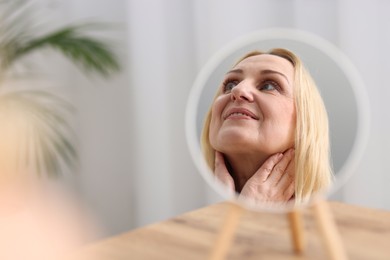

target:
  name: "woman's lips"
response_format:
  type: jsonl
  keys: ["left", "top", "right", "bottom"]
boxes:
{"left": 223, "top": 107, "right": 259, "bottom": 120}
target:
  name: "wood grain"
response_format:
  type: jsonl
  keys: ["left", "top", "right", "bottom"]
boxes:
{"left": 70, "top": 201, "right": 390, "bottom": 260}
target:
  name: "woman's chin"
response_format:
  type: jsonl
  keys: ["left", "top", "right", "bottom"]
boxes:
{"left": 218, "top": 134, "right": 254, "bottom": 147}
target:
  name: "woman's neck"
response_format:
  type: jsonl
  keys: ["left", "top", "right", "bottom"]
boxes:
{"left": 224, "top": 152, "right": 267, "bottom": 193}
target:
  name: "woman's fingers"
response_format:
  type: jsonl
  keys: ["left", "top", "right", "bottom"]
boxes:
{"left": 276, "top": 154, "right": 295, "bottom": 190}
{"left": 215, "top": 149, "right": 295, "bottom": 202}
{"left": 252, "top": 152, "right": 283, "bottom": 183}
{"left": 214, "top": 151, "right": 235, "bottom": 191}
{"left": 267, "top": 148, "right": 295, "bottom": 185}
{"left": 241, "top": 149, "right": 295, "bottom": 203}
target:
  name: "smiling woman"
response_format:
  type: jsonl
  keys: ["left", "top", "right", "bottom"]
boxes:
{"left": 201, "top": 48, "right": 333, "bottom": 205}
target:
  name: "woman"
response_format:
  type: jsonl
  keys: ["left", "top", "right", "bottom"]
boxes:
{"left": 201, "top": 48, "right": 333, "bottom": 205}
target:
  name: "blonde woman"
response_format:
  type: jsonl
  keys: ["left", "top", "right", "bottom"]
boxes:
{"left": 201, "top": 48, "right": 333, "bottom": 204}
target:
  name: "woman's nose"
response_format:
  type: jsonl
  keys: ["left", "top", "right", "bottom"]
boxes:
{"left": 230, "top": 83, "right": 254, "bottom": 102}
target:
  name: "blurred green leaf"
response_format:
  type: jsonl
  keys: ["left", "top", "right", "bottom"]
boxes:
{"left": 6, "top": 25, "right": 120, "bottom": 76}
{"left": 0, "top": 1, "right": 121, "bottom": 177}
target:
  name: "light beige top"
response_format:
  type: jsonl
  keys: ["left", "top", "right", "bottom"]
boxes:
{"left": 71, "top": 201, "right": 390, "bottom": 260}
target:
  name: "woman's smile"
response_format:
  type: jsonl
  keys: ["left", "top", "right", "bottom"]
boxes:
{"left": 223, "top": 107, "right": 259, "bottom": 120}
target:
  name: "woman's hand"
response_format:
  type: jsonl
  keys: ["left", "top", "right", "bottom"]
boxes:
{"left": 239, "top": 149, "right": 295, "bottom": 203}
{"left": 214, "top": 151, "right": 235, "bottom": 192}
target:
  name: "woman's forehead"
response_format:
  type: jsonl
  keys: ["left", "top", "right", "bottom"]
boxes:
{"left": 233, "top": 54, "right": 294, "bottom": 78}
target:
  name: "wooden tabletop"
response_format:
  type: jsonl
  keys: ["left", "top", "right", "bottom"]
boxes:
{"left": 71, "top": 201, "right": 390, "bottom": 260}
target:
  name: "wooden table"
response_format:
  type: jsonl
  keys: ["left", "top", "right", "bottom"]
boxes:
{"left": 71, "top": 201, "right": 390, "bottom": 259}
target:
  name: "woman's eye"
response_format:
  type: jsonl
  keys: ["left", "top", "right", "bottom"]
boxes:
{"left": 223, "top": 80, "right": 238, "bottom": 93}
{"left": 259, "top": 81, "right": 279, "bottom": 91}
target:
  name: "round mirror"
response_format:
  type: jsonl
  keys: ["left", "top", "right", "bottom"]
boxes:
{"left": 186, "top": 28, "right": 369, "bottom": 211}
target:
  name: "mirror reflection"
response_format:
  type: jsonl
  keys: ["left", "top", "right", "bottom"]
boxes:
{"left": 200, "top": 48, "right": 332, "bottom": 206}
{"left": 188, "top": 30, "right": 366, "bottom": 210}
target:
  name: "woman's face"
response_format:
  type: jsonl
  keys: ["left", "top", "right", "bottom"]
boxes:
{"left": 209, "top": 54, "right": 296, "bottom": 156}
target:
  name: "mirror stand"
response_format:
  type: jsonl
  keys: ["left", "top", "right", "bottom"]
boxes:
{"left": 312, "top": 200, "right": 348, "bottom": 260}
{"left": 210, "top": 199, "right": 348, "bottom": 260}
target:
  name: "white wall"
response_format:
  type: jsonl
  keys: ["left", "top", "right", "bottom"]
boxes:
{"left": 23, "top": 0, "right": 139, "bottom": 236}
{"left": 337, "top": 0, "right": 390, "bottom": 209}
{"left": 22, "top": 0, "right": 390, "bottom": 237}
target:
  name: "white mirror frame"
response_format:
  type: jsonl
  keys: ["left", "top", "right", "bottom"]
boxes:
{"left": 186, "top": 28, "right": 370, "bottom": 211}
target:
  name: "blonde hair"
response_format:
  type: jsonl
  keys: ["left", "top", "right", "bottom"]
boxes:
{"left": 201, "top": 48, "right": 333, "bottom": 203}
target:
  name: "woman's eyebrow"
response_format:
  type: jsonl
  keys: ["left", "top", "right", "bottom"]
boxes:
{"left": 226, "top": 68, "right": 290, "bottom": 85}
{"left": 226, "top": 68, "right": 243, "bottom": 75}
{"left": 261, "top": 69, "right": 290, "bottom": 85}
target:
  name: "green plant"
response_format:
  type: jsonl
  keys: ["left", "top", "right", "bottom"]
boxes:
{"left": 0, "top": 1, "right": 120, "bottom": 177}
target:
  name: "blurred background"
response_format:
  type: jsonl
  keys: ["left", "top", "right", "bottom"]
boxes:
{"left": 1, "top": 0, "right": 389, "bottom": 240}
